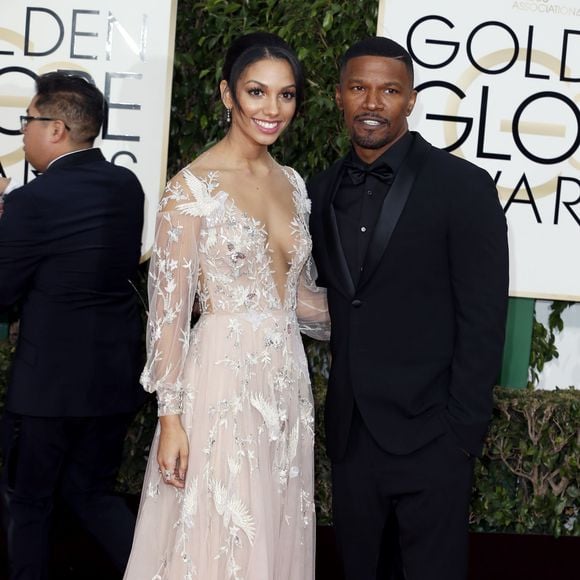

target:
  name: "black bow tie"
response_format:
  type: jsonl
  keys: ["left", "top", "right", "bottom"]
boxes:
{"left": 344, "top": 161, "right": 393, "bottom": 186}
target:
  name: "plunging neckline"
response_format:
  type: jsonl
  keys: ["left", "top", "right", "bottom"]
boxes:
{"left": 216, "top": 168, "right": 300, "bottom": 308}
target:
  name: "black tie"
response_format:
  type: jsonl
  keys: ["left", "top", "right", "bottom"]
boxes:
{"left": 344, "top": 161, "right": 393, "bottom": 186}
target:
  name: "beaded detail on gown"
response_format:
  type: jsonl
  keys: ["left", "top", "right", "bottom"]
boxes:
{"left": 124, "top": 166, "right": 329, "bottom": 580}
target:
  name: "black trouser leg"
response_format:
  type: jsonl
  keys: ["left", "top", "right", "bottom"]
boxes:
{"left": 395, "top": 430, "right": 474, "bottom": 580}
{"left": 332, "top": 410, "right": 399, "bottom": 580}
{"left": 59, "top": 414, "right": 136, "bottom": 573}
{"left": 0, "top": 412, "right": 136, "bottom": 578}
{"left": 332, "top": 410, "right": 475, "bottom": 580}
{"left": 0, "top": 413, "right": 64, "bottom": 580}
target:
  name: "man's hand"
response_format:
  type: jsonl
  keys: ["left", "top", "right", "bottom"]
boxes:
{"left": 0, "top": 177, "right": 10, "bottom": 194}
{"left": 0, "top": 177, "right": 10, "bottom": 217}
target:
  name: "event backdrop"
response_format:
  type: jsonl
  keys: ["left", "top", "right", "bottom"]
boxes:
{"left": 379, "top": 0, "right": 579, "bottom": 300}
{"left": 0, "top": 0, "right": 178, "bottom": 257}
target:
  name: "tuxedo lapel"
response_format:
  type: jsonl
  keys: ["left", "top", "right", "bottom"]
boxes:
{"left": 321, "top": 161, "right": 356, "bottom": 298}
{"left": 358, "top": 134, "right": 431, "bottom": 291}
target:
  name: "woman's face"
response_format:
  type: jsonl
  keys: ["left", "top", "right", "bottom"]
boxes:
{"left": 224, "top": 57, "right": 297, "bottom": 147}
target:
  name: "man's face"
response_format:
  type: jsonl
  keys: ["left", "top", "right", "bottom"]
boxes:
{"left": 336, "top": 55, "right": 417, "bottom": 164}
{"left": 21, "top": 97, "right": 54, "bottom": 172}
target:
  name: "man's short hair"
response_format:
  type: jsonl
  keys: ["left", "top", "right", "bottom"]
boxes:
{"left": 340, "top": 37, "right": 414, "bottom": 86}
{"left": 34, "top": 72, "right": 106, "bottom": 144}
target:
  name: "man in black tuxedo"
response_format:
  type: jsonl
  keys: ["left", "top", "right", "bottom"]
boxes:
{"left": 0, "top": 72, "right": 145, "bottom": 579}
{"left": 308, "top": 38, "right": 509, "bottom": 580}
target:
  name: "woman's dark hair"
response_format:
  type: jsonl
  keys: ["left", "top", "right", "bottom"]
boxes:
{"left": 222, "top": 32, "right": 305, "bottom": 116}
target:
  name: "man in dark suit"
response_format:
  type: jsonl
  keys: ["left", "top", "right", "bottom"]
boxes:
{"left": 0, "top": 72, "right": 145, "bottom": 579}
{"left": 308, "top": 37, "right": 509, "bottom": 580}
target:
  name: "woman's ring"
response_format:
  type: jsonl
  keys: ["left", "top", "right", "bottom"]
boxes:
{"left": 163, "top": 469, "right": 172, "bottom": 480}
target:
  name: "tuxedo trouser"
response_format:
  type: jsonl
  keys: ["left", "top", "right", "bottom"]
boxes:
{"left": 332, "top": 408, "right": 475, "bottom": 580}
{"left": 0, "top": 411, "right": 136, "bottom": 580}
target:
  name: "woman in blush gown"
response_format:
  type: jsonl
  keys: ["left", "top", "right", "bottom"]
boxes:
{"left": 124, "top": 32, "right": 329, "bottom": 580}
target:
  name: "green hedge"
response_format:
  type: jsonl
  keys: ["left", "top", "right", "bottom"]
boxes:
{"left": 472, "top": 386, "right": 580, "bottom": 537}
{"left": 0, "top": 341, "right": 13, "bottom": 418}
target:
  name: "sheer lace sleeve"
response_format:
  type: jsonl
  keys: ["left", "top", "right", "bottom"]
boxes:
{"left": 296, "top": 254, "right": 330, "bottom": 341}
{"left": 140, "top": 169, "right": 213, "bottom": 415}
{"left": 288, "top": 167, "right": 330, "bottom": 341}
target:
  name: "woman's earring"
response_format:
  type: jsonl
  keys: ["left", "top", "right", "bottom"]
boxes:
{"left": 225, "top": 108, "right": 232, "bottom": 124}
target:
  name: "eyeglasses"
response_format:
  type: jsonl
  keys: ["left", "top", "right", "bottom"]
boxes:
{"left": 20, "top": 115, "right": 71, "bottom": 132}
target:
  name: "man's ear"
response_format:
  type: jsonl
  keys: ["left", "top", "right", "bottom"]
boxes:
{"left": 335, "top": 84, "right": 344, "bottom": 111}
{"left": 406, "top": 89, "right": 418, "bottom": 117}
{"left": 49, "top": 120, "right": 68, "bottom": 143}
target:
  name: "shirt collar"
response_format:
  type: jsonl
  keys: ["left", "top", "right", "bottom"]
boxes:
{"left": 46, "top": 147, "right": 95, "bottom": 170}
{"left": 349, "top": 131, "right": 414, "bottom": 173}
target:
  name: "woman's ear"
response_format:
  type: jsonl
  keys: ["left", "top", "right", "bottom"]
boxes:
{"left": 220, "top": 80, "right": 233, "bottom": 110}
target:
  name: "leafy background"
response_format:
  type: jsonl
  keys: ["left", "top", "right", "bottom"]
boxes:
{"left": 167, "top": 0, "right": 379, "bottom": 177}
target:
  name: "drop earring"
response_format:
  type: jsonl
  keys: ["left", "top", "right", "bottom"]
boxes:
{"left": 225, "top": 108, "right": 232, "bottom": 124}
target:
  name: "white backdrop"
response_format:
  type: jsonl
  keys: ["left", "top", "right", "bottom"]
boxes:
{"left": 378, "top": 0, "right": 580, "bottom": 300}
{"left": 0, "top": 1, "right": 178, "bottom": 258}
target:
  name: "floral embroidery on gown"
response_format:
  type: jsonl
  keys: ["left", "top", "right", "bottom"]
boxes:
{"left": 124, "top": 165, "right": 329, "bottom": 580}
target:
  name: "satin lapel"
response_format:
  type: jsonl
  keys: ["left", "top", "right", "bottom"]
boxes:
{"left": 321, "top": 161, "right": 356, "bottom": 297}
{"left": 358, "top": 135, "right": 432, "bottom": 291}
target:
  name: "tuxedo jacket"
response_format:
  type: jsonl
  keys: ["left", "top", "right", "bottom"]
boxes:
{"left": 0, "top": 148, "right": 145, "bottom": 417}
{"left": 308, "top": 132, "right": 509, "bottom": 460}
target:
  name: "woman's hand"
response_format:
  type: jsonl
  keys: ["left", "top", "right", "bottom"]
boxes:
{"left": 0, "top": 177, "right": 10, "bottom": 217}
{"left": 157, "top": 415, "right": 189, "bottom": 488}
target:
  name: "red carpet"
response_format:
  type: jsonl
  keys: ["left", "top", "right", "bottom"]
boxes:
{"left": 1, "top": 508, "right": 578, "bottom": 579}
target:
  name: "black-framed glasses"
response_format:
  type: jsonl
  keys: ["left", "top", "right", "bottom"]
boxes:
{"left": 20, "top": 115, "right": 71, "bottom": 132}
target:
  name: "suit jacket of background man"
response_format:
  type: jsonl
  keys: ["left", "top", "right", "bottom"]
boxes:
{"left": 0, "top": 148, "right": 145, "bottom": 417}
{"left": 308, "top": 132, "right": 509, "bottom": 460}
